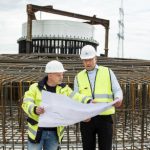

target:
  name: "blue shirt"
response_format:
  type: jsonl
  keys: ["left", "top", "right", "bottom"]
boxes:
{"left": 74, "top": 65, "right": 123, "bottom": 100}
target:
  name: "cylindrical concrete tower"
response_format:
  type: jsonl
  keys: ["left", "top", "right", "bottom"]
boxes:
{"left": 18, "top": 20, "right": 99, "bottom": 54}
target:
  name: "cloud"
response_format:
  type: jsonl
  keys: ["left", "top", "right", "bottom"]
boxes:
{"left": 0, "top": 1, "right": 24, "bottom": 11}
{"left": 0, "top": 0, "right": 150, "bottom": 60}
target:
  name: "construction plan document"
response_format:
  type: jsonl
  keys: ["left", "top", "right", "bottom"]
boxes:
{"left": 38, "top": 90, "right": 120, "bottom": 127}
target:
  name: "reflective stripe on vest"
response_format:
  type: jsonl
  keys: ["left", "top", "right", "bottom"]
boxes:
{"left": 69, "top": 91, "right": 90, "bottom": 103}
{"left": 69, "top": 91, "right": 76, "bottom": 98}
{"left": 28, "top": 104, "right": 35, "bottom": 115}
{"left": 23, "top": 97, "right": 34, "bottom": 103}
{"left": 28, "top": 123, "right": 38, "bottom": 140}
{"left": 28, "top": 126, "right": 37, "bottom": 137}
{"left": 94, "top": 94, "right": 113, "bottom": 99}
{"left": 77, "top": 66, "right": 115, "bottom": 115}
{"left": 57, "top": 126, "right": 65, "bottom": 143}
{"left": 81, "top": 96, "right": 90, "bottom": 103}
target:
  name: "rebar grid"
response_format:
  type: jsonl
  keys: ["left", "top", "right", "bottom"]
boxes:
{"left": 0, "top": 54, "right": 150, "bottom": 149}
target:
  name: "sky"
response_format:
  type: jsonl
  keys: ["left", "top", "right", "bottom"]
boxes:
{"left": 0, "top": 0, "right": 150, "bottom": 60}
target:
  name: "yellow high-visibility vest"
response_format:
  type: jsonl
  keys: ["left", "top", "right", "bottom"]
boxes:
{"left": 76, "top": 66, "right": 115, "bottom": 115}
{"left": 22, "top": 82, "right": 90, "bottom": 143}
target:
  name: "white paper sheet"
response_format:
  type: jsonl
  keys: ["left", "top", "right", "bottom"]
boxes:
{"left": 38, "top": 90, "right": 119, "bottom": 127}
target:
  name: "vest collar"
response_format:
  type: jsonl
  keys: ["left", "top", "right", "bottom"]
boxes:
{"left": 38, "top": 76, "right": 66, "bottom": 91}
{"left": 84, "top": 64, "right": 98, "bottom": 73}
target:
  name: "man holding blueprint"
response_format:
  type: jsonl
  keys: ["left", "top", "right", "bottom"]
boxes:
{"left": 22, "top": 60, "right": 92, "bottom": 150}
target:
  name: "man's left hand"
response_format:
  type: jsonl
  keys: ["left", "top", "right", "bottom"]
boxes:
{"left": 114, "top": 99, "right": 122, "bottom": 108}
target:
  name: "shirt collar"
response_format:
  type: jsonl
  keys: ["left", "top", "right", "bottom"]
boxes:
{"left": 95, "top": 64, "right": 99, "bottom": 69}
{"left": 86, "top": 64, "right": 98, "bottom": 73}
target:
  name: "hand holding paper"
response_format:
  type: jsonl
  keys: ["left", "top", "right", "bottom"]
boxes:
{"left": 38, "top": 90, "right": 120, "bottom": 127}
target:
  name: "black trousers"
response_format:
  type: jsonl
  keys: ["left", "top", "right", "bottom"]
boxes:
{"left": 80, "top": 115, "right": 113, "bottom": 150}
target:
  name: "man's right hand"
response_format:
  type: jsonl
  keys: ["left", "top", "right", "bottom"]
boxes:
{"left": 36, "top": 106, "right": 45, "bottom": 115}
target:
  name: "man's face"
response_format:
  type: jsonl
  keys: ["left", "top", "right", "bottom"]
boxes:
{"left": 48, "top": 72, "right": 64, "bottom": 85}
{"left": 82, "top": 57, "right": 97, "bottom": 71}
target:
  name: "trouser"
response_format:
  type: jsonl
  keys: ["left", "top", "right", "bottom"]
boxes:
{"left": 28, "top": 130, "right": 58, "bottom": 150}
{"left": 80, "top": 115, "right": 113, "bottom": 150}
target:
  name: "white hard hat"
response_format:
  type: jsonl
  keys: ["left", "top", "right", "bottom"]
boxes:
{"left": 80, "top": 45, "right": 97, "bottom": 59}
{"left": 45, "top": 60, "right": 67, "bottom": 73}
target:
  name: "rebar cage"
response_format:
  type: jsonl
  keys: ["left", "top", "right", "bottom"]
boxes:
{"left": 0, "top": 54, "right": 150, "bottom": 150}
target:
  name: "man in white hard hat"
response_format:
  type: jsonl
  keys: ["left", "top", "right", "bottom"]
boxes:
{"left": 74, "top": 45, "right": 123, "bottom": 150}
{"left": 22, "top": 60, "right": 91, "bottom": 150}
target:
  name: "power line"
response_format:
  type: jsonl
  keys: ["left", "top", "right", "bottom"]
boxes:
{"left": 117, "top": 0, "right": 124, "bottom": 58}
